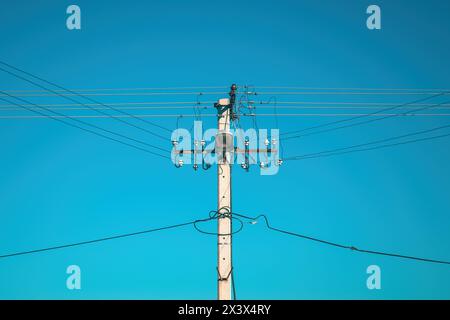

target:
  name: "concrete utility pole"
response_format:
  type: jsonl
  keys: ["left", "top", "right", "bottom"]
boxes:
{"left": 217, "top": 105, "right": 232, "bottom": 300}
{"left": 172, "top": 84, "right": 279, "bottom": 300}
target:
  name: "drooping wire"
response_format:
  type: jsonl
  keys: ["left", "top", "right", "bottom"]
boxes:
{"left": 0, "top": 210, "right": 233, "bottom": 259}
{"left": 231, "top": 212, "right": 450, "bottom": 266}
{"left": 2, "top": 207, "right": 449, "bottom": 266}
{"left": 0, "top": 93, "right": 170, "bottom": 157}
{"left": 0, "top": 61, "right": 172, "bottom": 139}
{"left": 285, "top": 130, "right": 450, "bottom": 161}
{"left": 0, "top": 220, "right": 200, "bottom": 259}
{"left": 280, "top": 92, "right": 449, "bottom": 139}
{"left": 285, "top": 122, "right": 450, "bottom": 161}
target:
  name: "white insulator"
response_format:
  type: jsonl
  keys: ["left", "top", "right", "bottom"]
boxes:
{"left": 264, "top": 139, "right": 270, "bottom": 146}
{"left": 271, "top": 138, "right": 277, "bottom": 145}
{"left": 277, "top": 159, "right": 283, "bottom": 166}
{"left": 244, "top": 140, "right": 250, "bottom": 146}
{"left": 259, "top": 161, "right": 265, "bottom": 168}
{"left": 200, "top": 139, "right": 206, "bottom": 146}
{"left": 171, "top": 140, "right": 178, "bottom": 146}
{"left": 178, "top": 159, "right": 184, "bottom": 167}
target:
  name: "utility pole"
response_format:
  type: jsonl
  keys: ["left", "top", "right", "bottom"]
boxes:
{"left": 172, "top": 84, "right": 280, "bottom": 301}
{"left": 215, "top": 84, "right": 237, "bottom": 300}
{"left": 217, "top": 105, "right": 232, "bottom": 300}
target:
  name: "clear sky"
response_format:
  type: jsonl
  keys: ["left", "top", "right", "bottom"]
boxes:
{"left": 0, "top": 0, "right": 449, "bottom": 299}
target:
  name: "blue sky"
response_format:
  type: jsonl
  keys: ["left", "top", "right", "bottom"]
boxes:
{"left": 0, "top": 0, "right": 449, "bottom": 299}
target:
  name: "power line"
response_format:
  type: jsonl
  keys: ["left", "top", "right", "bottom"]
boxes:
{"left": 0, "top": 101, "right": 216, "bottom": 108}
{"left": 0, "top": 61, "right": 173, "bottom": 138}
{"left": 4, "top": 86, "right": 450, "bottom": 93}
{"left": 280, "top": 93, "right": 448, "bottom": 137}
{"left": 255, "top": 91, "right": 450, "bottom": 96}
{"left": 0, "top": 214, "right": 223, "bottom": 259}
{"left": 258, "top": 101, "right": 450, "bottom": 106}
{"left": 254, "top": 105, "right": 450, "bottom": 110}
{"left": 285, "top": 123, "right": 450, "bottom": 160}
{"left": 0, "top": 220, "right": 201, "bottom": 259}
{"left": 0, "top": 105, "right": 211, "bottom": 111}
{"left": 0, "top": 94, "right": 170, "bottom": 158}
{"left": 232, "top": 212, "right": 450, "bottom": 266}
{"left": 240, "top": 113, "right": 450, "bottom": 117}
{"left": 1, "top": 209, "right": 449, "bottom": 267}
{"left": 2, "top": 91, "right": 227, "bottom": 97}
{"left": 281, "top": 94, "right": 450, "bottom": 140}
{"left": 0, "top": 113, "right": 218, "bottom": 119}
{"left": 3, "top": 102, "right": 450, "bottom": 111}
{"left": 5, "top": 113, "right": 450, "bottom": 120}
{"left": 0, "top": 86, "right": 228, "bottom": 93}
{"left": 285, "top": 131, "right": 450, "bottom": 161}
{"left": 254, "top": 86, "right": 450, "bottom": 92}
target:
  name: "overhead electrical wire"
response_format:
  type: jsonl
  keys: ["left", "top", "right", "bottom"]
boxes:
{"left": 254, "top": 91, "right": 450, "bottom": 96}
{"left": 3, "top": 101, "right": 450, "bottom": 110}
{"left": 0, "top": 101, "right": 216, "bottom": 108}
{"left": 0, "top": 105, "right": 212, "bottom": 111}
{"left": 285, "top": 122, "right": 450, "bottom": 160}
{"left": 285, "top": 131, "right": 450, "bottom": 161}
{"left": 4, "top": 91, "right": 227, "bottom": 97}
{"left": 253, "top": 86, "right": 450, "bottom": 92}
{"left": 4, "top": 86, "right": 449, "bottom": 93}
{"left": 0, "top": 219, "right": 202, "bottom": 259}
{"left": 0, "top": 86, "right": 227, "bottom": 93}
{"left": 280, "top": 92, "right": 448, "bottom": 137}
{"left": 280, "top": 94, "right": 450, "bottom": 140}
{"left": 239, "top": 113, "right": 450, "bottom": 117}
{"left": 0, "top": 93, "right": 170, "bottom": 158}
{"left": 258, "top": 101, "right": 450, "bottom": 106}
{"left": 0, "top": 211, "right": 235, "bottom": 259}
{"left": 3, "top": 113, "right": 450, "bottom": 120}
{"left": 2, "top": 209, "right": 449, "bottom": 266}
{"left": 0, "top": 114, "right": 219, "bottom": 119}
{"left": 0, "top": 61, "right": 173, "bottom": 138}
{"left": 232, "top": 212, "right": 450, "bottom": 266}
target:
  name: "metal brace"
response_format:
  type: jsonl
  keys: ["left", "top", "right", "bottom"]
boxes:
{"left": 217, "top": 267, "right": 233, "bottom": 282}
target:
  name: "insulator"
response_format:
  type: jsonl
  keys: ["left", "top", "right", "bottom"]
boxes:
{"left": 171, "top": 140, "right": 178, "bottom": 146}
{"left": 194, "top": 140, "right": 199, "bottom": 147}
{"left": 264, "top": 139, "right": 270, "bottom": 146}
{"left": 259, "top": 161, "right": 265, "bottom": 168}
{"left": 200, "top": 139, "right": 206, "bottom": 146}
{"left": 178, "top": 159, "right": 184, "bottom": 167}
{"left": 240, "top": 162, "right": 247, "bottom": 169}
{"left": 193, "top": 164, "right": 198, "bottom": 170}
{"left": 244, "top": 139, "right": 250, "bottom": 146}
{"left": 271, "top": 138, "right": 277, "bottom": 145}
{"left": 277, "top": 159, "right": 283, "bottom": 166}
